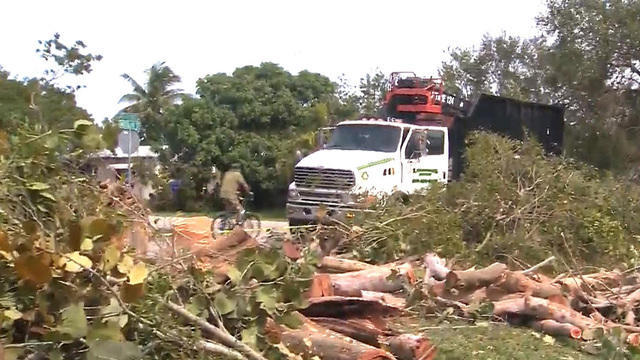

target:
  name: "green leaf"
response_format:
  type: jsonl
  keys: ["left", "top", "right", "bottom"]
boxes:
{"left": 15, "top": 253, "right": 52, "bottom": 285}
{"left": 2, "top": 348, "right": 24, "bottom": 360}
{"left": 68, "top": 220, "right": 83, "bottom": 251}
{"left": 63, "top": 251, "right": 93, "bottom": 272}
{"left": 87, "top": 340, "right": 142, "bottom": 360}
{"left": 256, "top": 286, "right": 278, "bottom": 314}
{"left": 127, "top": 262, "right": 148, "bottom": 285}
{"left": 39, "top": 192, "right": 56, "bottom": 201}
{"left": 49, "top": 350, "right": 63, "bottom": 360}
{"left": 186, "top": 295, "right": 208, "bottom": 318}
{"left": 74, "top": 119, "right": 93, "bottom": 130}
{"left": 227, "top": 265, "right": 243, "bottom": 285}
{"left": 87, "top": 321, "right": 124, "bottom": 342}
{"left": 26, "top": 182, "right": 50, "bottom": 191}
{"left": 251, "top": 262, "right": 278, "bottom": 281}
{"left": 214, "top": 292, "right": 237, "bottom": 315}
{"left": 58, "top": 303, "right": 88, "bottom": 338}
{"left": 101, "top": 245, "right": 120, "bottom": 272}
{"left": 101, "top": 298, "right": 123, "bottom": 318}
{"left": 3, "top": 308, "right": 23, "bottom": 321}
{"left": 87, "top": 217, "right": 115, "bottom": 241}
{"left": 80, "top": 237, "right": 94, "bottom": 251}
{"left": 241, "top": 325, "right": 258, "bottom": 348}
{"left": 276, "top": 312, "right": 303, "bottom": 329}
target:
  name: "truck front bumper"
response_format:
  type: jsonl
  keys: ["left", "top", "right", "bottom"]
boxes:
{"left": 286, "top": 202, "right": 362, "bottom": 225}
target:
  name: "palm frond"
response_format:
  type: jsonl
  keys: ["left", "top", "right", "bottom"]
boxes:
{"left": 121, "top": 73, "right": 148, "bottom": 98}
{"left": 119, "top": 93, "right": 142, "bottom": 104}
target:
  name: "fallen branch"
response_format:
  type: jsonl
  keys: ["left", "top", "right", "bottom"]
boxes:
{"left": 197, "top": 340, "right": 246, "bottom": 360}
{"left": 164, "top": 301, "right": 267, "bottom": 360}
{"left": 528, "top": 319, "right": 582, "bottom": 339}
{"left": 522, "top": 256, "right": 555, "bottom": 274}
{"left": 424, "top": 253, "right": 449, "bottom": 281}
{"left": 319, "top": 256, "right": 376, "bottom": 272}
{"left": 265, "top": 314, "right": 396, "bottom": 360}
{"left": 312, "top": 262, "right": 415, "bottom": 297}
{"left": 493, "top": 296, "right": 598, "bottom": 331}
{"left": 445, "top": 263, "right": 507, "bottom": 292}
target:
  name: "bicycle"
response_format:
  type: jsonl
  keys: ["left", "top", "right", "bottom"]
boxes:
{"left": 211, "top": 192, "right": 262, "bottom": 239}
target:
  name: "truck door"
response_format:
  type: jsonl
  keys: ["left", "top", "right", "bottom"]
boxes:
{"left": 423, "top": 128, "right": 449, "bottom": 183}
{"left": 400, "top": 129, "right": 429, "bottom": 193}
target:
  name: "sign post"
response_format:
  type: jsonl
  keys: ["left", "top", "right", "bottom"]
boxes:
{"left": 116, "top": 113, "right": 141, "bottom": 186}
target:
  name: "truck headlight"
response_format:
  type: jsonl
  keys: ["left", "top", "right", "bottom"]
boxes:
{"left": 287, "top": 183, "right": 300, "bottom": 200}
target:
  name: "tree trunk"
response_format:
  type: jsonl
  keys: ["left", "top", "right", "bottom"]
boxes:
{"left": 424, "top": 253, "right": 449, "bottom": 281}
{"left": 308, "top": 317, "right": 388, "bottom": 347}
{"left": 486, "top": 271, "right": 564, "bottom": 301}
{"left": 265, "top": 315, "right": 396, "bottom": 360}
{"left": 311, "top": 263, "right": 415, "bottom": 297}
{"left": 388, "top": 334, "right": 437, "bottom": 360}
{"left": 320, "top": 256, "right": 376, "bottom": 273}
{"left": 528, "top": 319, "right": 582, "bottom": 339}
{"left": 445, "top": 263, "right": 507, "bottom": 292}
{"left": 492, "top": 296, "right": 598, "bottom": 331}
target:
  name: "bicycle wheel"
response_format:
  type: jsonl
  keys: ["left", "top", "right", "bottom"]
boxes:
{"left": 211, "top": 213, "right": 234, "bottom": 239}
{"left": 242, "top": 213, "right": 261, "bottom": 239}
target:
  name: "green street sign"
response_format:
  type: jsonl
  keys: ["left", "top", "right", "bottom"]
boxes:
{"left": 117, "top": 113, "right": 141, "bottom": 132}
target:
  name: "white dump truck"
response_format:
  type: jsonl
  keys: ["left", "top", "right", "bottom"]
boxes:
{"left": 286, "top": 72, "right": 564, "bottom": 226}
{"left": 286, "top": 119, "right": 449, "bottom": 225}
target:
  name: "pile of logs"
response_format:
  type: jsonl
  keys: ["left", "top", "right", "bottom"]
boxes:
{"left": 263, "top": 257, "right": 436, "bottom": 360}
{"left": 422, "top": 253, "right": 640, "bottom": 344}
{"left": 154, "top": 220, "right": 640, "bottom": 358}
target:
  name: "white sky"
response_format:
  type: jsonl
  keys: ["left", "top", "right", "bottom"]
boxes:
{"left": 2, "top": 0, "right": 545, "bottom": 122}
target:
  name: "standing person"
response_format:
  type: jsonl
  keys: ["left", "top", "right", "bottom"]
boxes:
{"left": 220, "top": 163, "right": 250, "bottom": 221}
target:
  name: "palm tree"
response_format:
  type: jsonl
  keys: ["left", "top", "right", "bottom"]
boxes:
{"left": 119, "top": 62, "right": 183, "bottom": 144}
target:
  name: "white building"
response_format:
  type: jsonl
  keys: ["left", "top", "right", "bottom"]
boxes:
{"left": 91, "top": 146, "right": 160, "bottom": 201}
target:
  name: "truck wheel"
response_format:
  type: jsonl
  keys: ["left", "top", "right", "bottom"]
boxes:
{"left": 288, "top": 219, "right": 311, "bottom": 231}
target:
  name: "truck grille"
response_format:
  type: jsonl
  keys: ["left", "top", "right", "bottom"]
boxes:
{"left": 294, "top": 167, "right": 355, "bottom": 191}
{"left": 297, "top": 190, "right": 342, "bottom": 205}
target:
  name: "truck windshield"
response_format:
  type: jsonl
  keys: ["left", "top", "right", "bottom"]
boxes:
{"left": 326, "top": 125, "right": 401, "bottom": 152}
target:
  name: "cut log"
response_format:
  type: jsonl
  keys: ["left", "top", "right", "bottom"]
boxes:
{"left": 627, "top": 333, "right": 640, "bottom": 346}
{"left": 265, "top": 314, "right": 396, "bottom": 360}
{"left": 320, "top": 256, "right": 376, "bottom": 273}
{"left": 555, "top": 271, "right": 623, "bottom": 294}
{"left": 311, "top": 263, "right": 415, "bottom": 297}
{"left": 528, "top": 319, "right": 582, "bottom": 339}
{"left": 301, "top": 296, "right": 404, "bottom": 319}
{"left": 445, "top": 263, "right": 507, "bottom": 292}
{"left": 388, "top": 334, "right": 437, "bottom": 360}
{"left": 291, "top": 317, "right": 437, "bottom": 360}
{"left": 486, "top": 271, "right": 563, "bottom": 300}
{"left": 308, "top": 317, "right": 389, "bottom": 347}
{"left": 361, "top": 291, "right": 407, "bottom": 309}
{"left": 424, "top": 253, "right": 449, "bottom": 281}
{"left": 492, "top": 296, "right": 598, "bottom": 331}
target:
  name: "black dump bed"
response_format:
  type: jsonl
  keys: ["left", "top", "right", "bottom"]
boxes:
{"left": 449, "top": 94, "right": 565, "bottom": 179}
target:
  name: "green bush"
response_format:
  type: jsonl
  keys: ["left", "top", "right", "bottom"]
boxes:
{"left": 350, "top": 132, "right": 640, "bottom": 270}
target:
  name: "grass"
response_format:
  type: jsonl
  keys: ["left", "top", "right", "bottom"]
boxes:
{"left": 390, "top": 316, "right": 599, "bottom": 360}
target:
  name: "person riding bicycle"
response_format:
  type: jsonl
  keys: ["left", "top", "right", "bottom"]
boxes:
{"left": 220, "top": 163, "right": 250, "bottom": 221}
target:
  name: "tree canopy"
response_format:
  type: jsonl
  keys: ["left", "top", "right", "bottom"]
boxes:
{"left": 120, "top": 62, "right": 184, "bottom": 144}
{"left": 0, "top": 69, "right": 91, "bottom": 131}
{"left": 440, "top": 0, "right": 640, "bottom": 174}
{"left": 157, "top": 63, "right": 339, "bottom": 208}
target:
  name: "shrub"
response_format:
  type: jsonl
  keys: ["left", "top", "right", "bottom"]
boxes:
{"left": 349, "top": 132, "right": 640, "bottom": 270}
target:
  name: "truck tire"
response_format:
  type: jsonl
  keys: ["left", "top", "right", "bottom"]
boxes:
{"left": 288, "top": 219, "right": 312, "bottom": 231}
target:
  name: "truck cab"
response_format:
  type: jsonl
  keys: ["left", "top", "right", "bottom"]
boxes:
{"left": 286, "top": 119, "right": 449, "bottom": 225}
